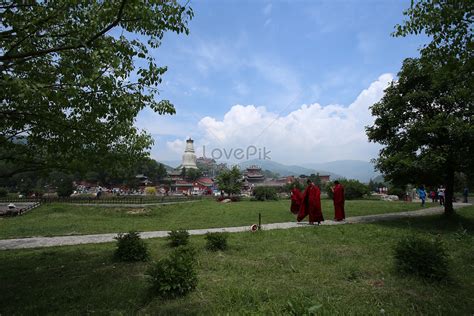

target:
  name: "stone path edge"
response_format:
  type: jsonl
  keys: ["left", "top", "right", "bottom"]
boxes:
{"left": 0, "top": 203, "right": 470, "bottom": 250}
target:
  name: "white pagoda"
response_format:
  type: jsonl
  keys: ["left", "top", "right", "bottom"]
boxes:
{"left": 180, "top": 138, "right": 198, "bottom": 170}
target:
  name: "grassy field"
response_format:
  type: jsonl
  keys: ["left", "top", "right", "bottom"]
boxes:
{"left": 0, "top": 199, "right": 433, "bottom": 238}
{"left": 0, "top": 206, "right": 472, "bottom": 315}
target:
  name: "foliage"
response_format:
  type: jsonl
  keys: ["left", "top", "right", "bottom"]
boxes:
{"left": 367, "top": 1, "right": 473, "bottom": 214}
{"left": 325, "top": 179, "right": 369, "bottom": 200}
{"left": 1, "top": 1, "right": 193, "bottom": 177}
{"left": 114, "top": 231, "right": 150, "bottom": 262}
{"left": 216, "top": 166, "right": 242, "bottom": 196}
{"left": 167, "top": 230, "right": 190, "bottom": 247}
{"left": 147, "top": 245, "right": 197, "bottom": 298}
{"left": 393, "top": 235, "right": 449, "bottom": 281}
{"left": 368, "top": 179, "right": 385, "bottom": 192}
{"left": 205, "top": 232, "right": 228, "bottom": 251}
{"left": 283, "top": 296, "right": 322, "bottom": 316}
{"left": 185, "top": 168, "right": 202, "bottom": 182}
{"left": 144, "top": 187, "right": 157, "bottom": 196}
{"left": 253, "top": 186, "right": 278, "bottom": 201}
{"left": 308, "top": 173, "right": 322, "bottom": 187}
{"left": 0, "top": 187, "right": 7, "bottom": 197}
{"left": 387, "top": 186, "right": 406, "bottom": 199}
{"left": 54, "top": 174, "right": 74, "bottom": 197}
{"left": 284, "top": 179, "right": 305, "bottom": 192}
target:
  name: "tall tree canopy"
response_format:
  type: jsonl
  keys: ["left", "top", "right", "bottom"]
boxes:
{"left": 366, "top": 0, "right": 473, "bottom": 214}
{"left": 0, "top": 1, "right": 193, "bottom": 177}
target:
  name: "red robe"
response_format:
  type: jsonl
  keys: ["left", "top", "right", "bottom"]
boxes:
{"left": 290, "top": 188, "right": 302, "bottom": 214}
{"left": 333, "top": 183, "right": 345, "bottom": 221}
{"left": 297, "top": 184, "right": 324, "bottom": 223}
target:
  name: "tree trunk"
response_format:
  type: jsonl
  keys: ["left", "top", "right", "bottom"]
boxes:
{"left": 444, "top": 170, "right": 455, "bottom": 215}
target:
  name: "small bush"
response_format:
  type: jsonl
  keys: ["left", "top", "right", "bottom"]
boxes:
{"left": 0, "top": 187, "right": 8, "bottom": 197}
{"left": 394, "top": 235, "right": 449, "bottom": 281}
{"left": 147, "top": 246, "right": 198, "bottom": 298}
{"left": 144, "top": 187, "right": 157, "bottom": 196}
{"left": 205, "top": 232, "right": 228, "bottom": 251}
{"left": 388, "top": 186, "right": 406, "bottom": 199}
{"left": 114, "top": 231, "right": 149, "bottom": 262}
{"left": 253, "top": 186, "right": 278, "bottom": 201}
{"left": 216, "top": 196, "right": 241, "bottom": 202}
{"left": 167, "top": 230, "right": 190, "bottom": 247}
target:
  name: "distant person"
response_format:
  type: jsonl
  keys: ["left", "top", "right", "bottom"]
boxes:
{"left": 96, "top": 188, "right": 102, "bottom": 199}
{"left": 463, "top": 187, "right": 469, "bottom": 203}
{"left": 430, "top": 190, "right": 436, "bottom": 203}
{"left": 417, "top": 185, "right": 426, "bottom": 207}
{"left": 331, "top": 181, "right": 345, "bottom": 221}
{"left": 438, "top": 186, "right": 445, "bottom": 206}
{"left": 290, "top": 187, "right": 302, "bottom": 214}
{"left": 297, "top": 179, "right": 324, "bottom": 225}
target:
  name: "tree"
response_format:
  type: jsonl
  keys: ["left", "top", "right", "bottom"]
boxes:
{"left": 1, "top": 1, "right": 193, "bottom": 178}
{"left": 366, "top": 1, "right": 473, "bottom": 215}
{"left": 185, "top": 168, "right": 202, "bottom": 182}
{"left": 216, "top": 166, "right": 242, "bottom": 196}
{"left": 309, "top": 173, "right": 322, "bottom": 187}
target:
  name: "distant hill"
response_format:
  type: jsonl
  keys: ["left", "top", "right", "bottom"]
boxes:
{"left": 160, "top": 160, "right": 181, "bottom": 169}
{"left": 302, "top": 160, "right": 380, "bottom": 182}
{"left": 237, "top": 159, "right": 343, "bottom": 179}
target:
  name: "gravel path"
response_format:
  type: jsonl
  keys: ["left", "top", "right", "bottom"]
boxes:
{"left": 0, "top": 203, "right": 470, "bottom": 250}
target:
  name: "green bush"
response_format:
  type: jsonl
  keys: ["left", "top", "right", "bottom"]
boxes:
{"left": 205, "top": 232, "right": 228, "bottom": 251}
{"left": 114, "top": 231, "right": 149, "bottom": 262}
{"left": 167, "top": 230, "right": 190, "bottom": 247}
{"left": 0, "top": 187, "right": 8, "bottom": 197}
{"left": 388, "top": 186, "right": 406, "bottom": 199}
{"left": 394, "top": 235, "right": 449, "bottom": 281}
{"left": 325, "top": 179, "right": 369, "bottom": 200}
{"left": 147, "top": 246, "right": 198, "bottom": 298}
{"left": 253, "top": 186, "right": 278, "bottom": 201}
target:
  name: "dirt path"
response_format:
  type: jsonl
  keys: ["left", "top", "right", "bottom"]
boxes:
{"left": 0, "top": 203, "right": 470, "bottom": 250}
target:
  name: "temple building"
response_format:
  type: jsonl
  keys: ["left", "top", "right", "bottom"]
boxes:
{"left": 244, "top": 165, "right": 265, "bottom": 184}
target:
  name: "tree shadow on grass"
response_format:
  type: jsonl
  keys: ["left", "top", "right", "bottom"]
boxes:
{"left": 370, "top": 212, "right": 474, "bottom": 235}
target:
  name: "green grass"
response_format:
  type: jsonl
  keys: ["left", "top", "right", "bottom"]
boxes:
{"left": 0, "top": 206, "right": 473, "bottom": 315}
{"left": 0, "top": 199, "right": 433, "bottom": 238}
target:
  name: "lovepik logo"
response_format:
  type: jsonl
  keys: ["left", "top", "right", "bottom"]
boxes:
{"left": 202, "top": 145, "right": 271, "bottom": 161}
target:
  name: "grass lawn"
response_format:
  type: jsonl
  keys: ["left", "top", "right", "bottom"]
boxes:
{"left": 0, "top": 206, "right": 472, "bottom": 315}
{"left": 0, "top": 199, "right": 434, "bottom": 238}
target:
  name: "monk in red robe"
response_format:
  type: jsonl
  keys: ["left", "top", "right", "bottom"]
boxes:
{"left": 290, "top": 188, "right": 302, "bottom": 214}
{"left": 297, "top": 180, "right": 324, "bottom": 224}
{"left": 332, "top": 180, "right": 345, "bottom": 221}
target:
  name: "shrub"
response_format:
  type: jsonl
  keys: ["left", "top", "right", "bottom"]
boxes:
{"left": 388, "top": 186, "right": 406, "bottom": 199}
{"left": 216, "top": 196, "right": 241, "bottom": 202}
{"left": 0, "top": 187, "right": 8, "bottom": 197}
{"left": 253, "top": 186, "right": 278, "bottom": 201}
{"left": 205, "top": 232, "right": 228, "bottom": 251}
{"left": 325, "top": 179, "right": 369, "bottom": 200}
{"left": 144, "top": 187, "right": 157, "bottom": 196}
{"left": 394, "top": 235, "right": 449, "bottom": 281}
{"left": 114, "top": 231, "right": 150, "bottom": 262}
{"left": 147, "top": 246, "right": 198, "bottom": 298}
{"left": 167, "top": 230, "right": 190, "bottom": 247}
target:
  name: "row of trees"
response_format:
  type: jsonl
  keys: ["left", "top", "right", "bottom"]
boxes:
{"left": 0, "top": 157, "right": 169, "bottom": 196}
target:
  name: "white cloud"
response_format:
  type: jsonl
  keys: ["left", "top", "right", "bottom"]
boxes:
{"left": 166, "top": 139, "right": 185, "bottom": 155}
{"left": 197, "top": 74, "right": 393, "bottom": 163}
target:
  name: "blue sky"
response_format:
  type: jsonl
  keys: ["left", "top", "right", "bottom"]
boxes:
{"left": 134, "top": 0, "right": 428, "bottom": 165}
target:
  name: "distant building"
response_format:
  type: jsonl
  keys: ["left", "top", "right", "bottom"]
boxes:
{"left": 244, "top": 165, "right": 265, "bottom": 184}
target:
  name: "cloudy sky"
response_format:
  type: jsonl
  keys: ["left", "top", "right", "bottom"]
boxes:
{"left": 134, "top": 0, "right": 428, "bottom": 165}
